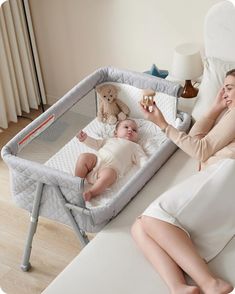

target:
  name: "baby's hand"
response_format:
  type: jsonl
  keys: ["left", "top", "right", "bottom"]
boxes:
{"left": 76, "top": 130, "right": 87, "bottom": 142}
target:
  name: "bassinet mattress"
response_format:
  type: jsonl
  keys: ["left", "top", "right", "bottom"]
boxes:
{"left": 45, "top": 117, "right": 176, "bottom": 209}
{"left": 1, "top": 66, "right": 191, "bottom": 233}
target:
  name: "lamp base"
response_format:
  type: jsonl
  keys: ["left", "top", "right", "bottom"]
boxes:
{"left": 181, "top": 80, "right": 199, "bottom": 98}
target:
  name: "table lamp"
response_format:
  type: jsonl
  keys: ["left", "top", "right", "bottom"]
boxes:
{"left": 170, "top": 43, "right": 203, "bottom": 98}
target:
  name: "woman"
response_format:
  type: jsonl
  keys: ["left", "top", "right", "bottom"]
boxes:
{"left": 131, "top": 69, "right": 235, "bottom": 294}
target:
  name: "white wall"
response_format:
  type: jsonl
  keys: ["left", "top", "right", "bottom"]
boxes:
{"left": 29, "top": 0, "right": 221, "bottom": 105}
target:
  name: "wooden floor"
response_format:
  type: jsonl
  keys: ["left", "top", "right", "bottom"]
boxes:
{"left": 0, "top": 110, "right": 83, "bottom": 294}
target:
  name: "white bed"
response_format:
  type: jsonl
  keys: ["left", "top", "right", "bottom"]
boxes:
{"left": 43, "top": 1, "right": 235, "bottom": 293}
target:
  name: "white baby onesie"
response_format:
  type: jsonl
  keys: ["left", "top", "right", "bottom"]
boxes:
{"left": 83, "top": 136, "right": 148, "bottom": 183}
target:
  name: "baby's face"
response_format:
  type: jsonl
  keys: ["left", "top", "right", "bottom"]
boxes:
{"left": 115, "top": 120, "right": 139, "bottom": 142}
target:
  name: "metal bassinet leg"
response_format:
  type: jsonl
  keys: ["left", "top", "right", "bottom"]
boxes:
{"left": 21, "top": 181, "right": 89, "bottom": 271}
{"left": 21, "top": 182, "right": 44, "bottom": 271}
{"left": 53, "top": 185, "right": 89, "bottom": 247}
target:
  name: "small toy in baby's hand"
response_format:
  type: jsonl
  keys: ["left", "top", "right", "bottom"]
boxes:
{"left": 141, "top": 89, "right": 156, "bottom": 112}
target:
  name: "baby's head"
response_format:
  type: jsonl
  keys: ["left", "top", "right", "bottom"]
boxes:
{"left": 114, "top": 119, "right": 139, "bottom": 142}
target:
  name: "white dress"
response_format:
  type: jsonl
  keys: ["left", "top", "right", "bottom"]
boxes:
{"left": 143, "top": 158, "right": 235, "bottom": 262}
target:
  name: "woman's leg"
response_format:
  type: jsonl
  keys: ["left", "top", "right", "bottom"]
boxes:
{"left": 132, "top": 219, "right": 200, "bottom": 294}
{"left": 140, "top": 216, "right": 233, "bottom": 294}
{"left": 83, "top": 167, "right": 117, "bottom": 201}
{"left": 74, "top": 153, "right": 97, "bottom": 178}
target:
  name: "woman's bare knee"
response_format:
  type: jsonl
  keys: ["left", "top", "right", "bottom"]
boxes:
{"left": 131, "top": 220, "right": 139, "bottom": 239}
{"left": 141, "top": 215, "right": 167, "bottom": 229}
{"left": 140, "top": 215, "right": 166, "bottom": 237}
{"left": 141, "top": 215, "right": 154, "bottom": 228}
{"left": 131, "top": 218, "right": 145, "bottom": 241}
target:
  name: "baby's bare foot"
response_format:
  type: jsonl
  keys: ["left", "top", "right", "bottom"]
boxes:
{"left": 204, "top": 278, "right": 234, "bottom": 294}
{"left": 172, "top": 284, "right": 200, "bottom": 294}
{"left": 83, "top": 190, "right": 93, "bottom": 201}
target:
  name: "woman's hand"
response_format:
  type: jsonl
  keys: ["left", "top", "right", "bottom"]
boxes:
{"left": 206, "top": 87, "right": 227, "bottom": 120}
{"left": 139, "top": 101, "right": 168, "bottom": 130}
{"left": 213, "top": 87, "right": 227, "bottom": 111}
{"left": 76, "top": 130, "right": 87, "bottom": 142}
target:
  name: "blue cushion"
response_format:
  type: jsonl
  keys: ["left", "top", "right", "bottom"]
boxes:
{"left": 149, "top": 64, "right": 168, "bottom": 79}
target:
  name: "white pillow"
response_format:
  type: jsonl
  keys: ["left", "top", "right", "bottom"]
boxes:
{"left": 192, "top": 57, "right": 235, "bottom": 121}
{"left": 96, "top": 82, "right": 177, "bottom": 125}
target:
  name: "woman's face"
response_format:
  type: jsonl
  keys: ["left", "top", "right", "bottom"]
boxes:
{"left": 223, "top": 75, "right": 235, "bottom": 109}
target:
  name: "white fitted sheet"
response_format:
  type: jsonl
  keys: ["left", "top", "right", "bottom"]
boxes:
{"left": 45, "top": 117, "right": 175, "bottom": 208}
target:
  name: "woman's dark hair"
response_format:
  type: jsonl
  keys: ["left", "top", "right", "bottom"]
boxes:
{"left": 226, "top": 69, "right": 235, "bottom": 77}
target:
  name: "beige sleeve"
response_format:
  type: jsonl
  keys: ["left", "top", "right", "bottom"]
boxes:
{"left": 189, "top": 117, "right": 216, "bottom": 137}
{"left": 165, "top": 109, "right": 235, "bottom": 161}
{"left": 83, "top": 136, "right": 105, "bottom": 150}
{"left": 132, "top": 145, "right": 148, "bottom": 167}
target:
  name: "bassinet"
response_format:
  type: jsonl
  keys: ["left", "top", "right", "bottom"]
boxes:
{"left": 1, "top": 66, "right": 191, "bottom": 271}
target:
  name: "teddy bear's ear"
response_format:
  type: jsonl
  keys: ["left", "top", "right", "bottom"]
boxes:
{"left": 114, "top": 85, "right": 120, "bottom": 92}
{"left": 107, "top": 84, "right": 119, "bottom": 94}
{"left": 96, "top": 83, "right": 120, "bottom": 94}
{"left": 95, "top": 84, "right": 103, "bottom": 94}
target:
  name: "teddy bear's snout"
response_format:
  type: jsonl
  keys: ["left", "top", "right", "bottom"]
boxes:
{"left": 107, "top": 96, "right": 113, "bottom": 102}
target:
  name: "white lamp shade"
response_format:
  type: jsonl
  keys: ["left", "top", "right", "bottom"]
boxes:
{"left": 170, "top": 43, "right": 203, "bottom": 80}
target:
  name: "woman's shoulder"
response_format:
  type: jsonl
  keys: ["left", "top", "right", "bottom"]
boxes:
{"left": 219, "top": 107, "right": 235, "bottom": 129}
{"left": 226, "top": 106, "right": 235, "bottom": 114}
{"left": 222, "top": 107, "right": 235, "bottom": 120}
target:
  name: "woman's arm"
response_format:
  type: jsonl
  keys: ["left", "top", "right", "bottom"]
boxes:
{"left": 165, "top": 108, "right": 235, "bottom": 162}
{"left": 140, "top": 98, "right": 235, "bottom": 162}
{"left": 190, "top": 87, "right": 228, "bottom": 137}
{"left": 205, "top": 87, "right": 227, "bottom": 120}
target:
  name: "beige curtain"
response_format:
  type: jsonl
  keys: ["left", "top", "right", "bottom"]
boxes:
{"left": 0, "top": 0, "right": 46, "bottom": 129}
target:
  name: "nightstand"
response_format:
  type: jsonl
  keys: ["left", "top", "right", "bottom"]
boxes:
{"left": 178, "top": 97, "right": 197, "bottom": 115}
{"left": 166, "top": 75, "right": 200, "bottom": 115}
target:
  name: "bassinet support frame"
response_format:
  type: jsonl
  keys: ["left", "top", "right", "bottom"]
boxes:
{"left": 53, "top": 185, "right": 90, "bottom": 247}
{"left": 21, "top": 180, "right": 90, "bottom": 272}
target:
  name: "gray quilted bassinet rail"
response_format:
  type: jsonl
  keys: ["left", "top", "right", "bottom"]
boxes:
{"left": 1, "top": 66, "right": 191, "bottom": 271}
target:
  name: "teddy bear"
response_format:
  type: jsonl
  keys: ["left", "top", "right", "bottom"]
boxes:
{"left": 96, "top": 83, "right": 130, "bottom": 124}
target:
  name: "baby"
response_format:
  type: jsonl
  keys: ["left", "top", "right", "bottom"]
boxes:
{"left": 75, "top": 119, "right": 148, "bottom": 201}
